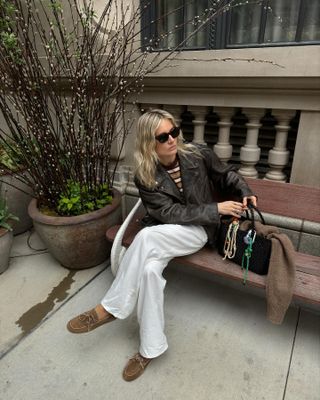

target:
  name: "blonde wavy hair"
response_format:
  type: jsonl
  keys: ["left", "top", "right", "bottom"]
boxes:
{"left": 134, "top": 109, "right": 199, "bottom": 189}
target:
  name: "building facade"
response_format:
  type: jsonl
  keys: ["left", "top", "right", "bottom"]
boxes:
{"left": 114, "top": 0, "right": 320, "bottom": 195}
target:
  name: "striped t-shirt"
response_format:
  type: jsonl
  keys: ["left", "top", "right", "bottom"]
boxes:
{"left": 164, "top": 158, "right": 183, "bottom": 193}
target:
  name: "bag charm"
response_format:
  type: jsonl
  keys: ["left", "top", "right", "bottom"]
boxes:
{"left": 218, "top": 203, "right": 272, "bottom": 283}
{"left": 241, "top": 230, "right": 256, "bottom": 284}
{"left": 222, "top": 218, "right": 240, "bottom": 260}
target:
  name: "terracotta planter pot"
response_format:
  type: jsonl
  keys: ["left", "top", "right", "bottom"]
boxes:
{"left": 0, "top": 171, "right": 33, "bottom": 235}
{"left": 28, "top": 189, "right": 122, "bottom": 269}
{"left": 0, "top": 228, "right": 13, "bottom": 274}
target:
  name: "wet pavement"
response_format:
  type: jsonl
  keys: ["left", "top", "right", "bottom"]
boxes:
{"left": 0, "top": 231, "right": 319, "bottom": 400}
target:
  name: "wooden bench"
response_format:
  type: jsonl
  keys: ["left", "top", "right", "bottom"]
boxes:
{"left": 106, "top": 179, "right": 320, "bottom": 312}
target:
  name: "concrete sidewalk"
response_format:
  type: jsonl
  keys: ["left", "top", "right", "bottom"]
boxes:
{"left": 0, "top": 231, "right": 319, "bottom": 400}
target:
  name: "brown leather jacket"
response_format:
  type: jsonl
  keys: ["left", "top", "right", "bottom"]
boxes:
{"left": 134, "top": 144, "right": 254, "bottom": 246}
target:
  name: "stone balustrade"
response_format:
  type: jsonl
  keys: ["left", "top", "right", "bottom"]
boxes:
{"left": 140, "top": 103, "right": 297, "bottom": 183}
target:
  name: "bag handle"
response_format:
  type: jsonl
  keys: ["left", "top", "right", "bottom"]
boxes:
{"left": 245, "top": 202, "right": 266, "bottom": 230}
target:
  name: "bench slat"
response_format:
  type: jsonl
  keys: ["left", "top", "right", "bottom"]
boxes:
{"left": 177, "top": 247, "right": 265, "bottom": 288}
{"left": 294, "top": 270, "right": 320, "bottom": 306}
{"left": 178, "top": 249, "right": 320, "bottom": 307}
{"left": 106, "top": 222, "right": 320, "bottom": 308}
{"left": 294, "top": 253, "right": 320, "bottom": 277}
{"left": 245, "top": 179, "right": 320, "bottom": 223}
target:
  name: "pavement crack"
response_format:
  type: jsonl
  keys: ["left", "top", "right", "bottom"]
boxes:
{"left": 282, "top": 307, "right": 301, "bottom": 400}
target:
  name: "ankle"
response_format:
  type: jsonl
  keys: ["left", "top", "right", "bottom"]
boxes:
{"left": 139, "top": 353, "right": 151, "bottom": 361}
{"left": 95, "top": 304, "right": 109, "bottom": 319}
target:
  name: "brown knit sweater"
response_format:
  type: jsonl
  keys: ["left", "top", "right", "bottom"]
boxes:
{"left": 240, "top": 220, "right": 296, "bottom": 324}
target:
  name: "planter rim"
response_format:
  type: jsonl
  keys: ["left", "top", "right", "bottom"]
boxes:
{"left": 28, "top": 188, "right": 122, "bottom": 226}
{"left": 0, "top": 227, "right": 9, "bottom": 237}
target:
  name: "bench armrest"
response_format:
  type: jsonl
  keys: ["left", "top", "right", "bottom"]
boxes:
{"left": 111, "top": 198, "right": 143, "bottom": 276}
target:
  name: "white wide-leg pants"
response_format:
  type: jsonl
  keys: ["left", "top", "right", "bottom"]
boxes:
{"left": 101, "top": 224, "right": 208, "bottom": 358}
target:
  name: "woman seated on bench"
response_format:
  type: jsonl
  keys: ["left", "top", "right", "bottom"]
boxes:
{"left": 67, "top": 109, "right": 257, "bottom": 382}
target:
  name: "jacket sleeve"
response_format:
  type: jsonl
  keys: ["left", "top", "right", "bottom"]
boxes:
{"left": 200, "top": 145, "right": 254, "bottom": 200}
{"left": 135, "top": 178, "right": 220, "bottom": 226}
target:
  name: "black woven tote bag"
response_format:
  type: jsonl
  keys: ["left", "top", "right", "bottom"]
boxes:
{"left": 217, "top": 204, "right": 272, "bottom": 276}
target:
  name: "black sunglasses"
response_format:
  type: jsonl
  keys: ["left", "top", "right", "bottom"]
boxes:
{"left": 155, "top": 126, "right": 180, "bottom": 143}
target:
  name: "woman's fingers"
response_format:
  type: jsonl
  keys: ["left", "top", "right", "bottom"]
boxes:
{"left": 232, "top": 202, "right": 244, "bottom": 216}
{"left": 251, "top": 196, "right": 257, "bottom": 207}
{"left": 243, "top": 196, "right": 257, "bottom": 208}
{"left": 218, "top": 197, "right": 258, "bottom": 217}
{"left": 218, "top": 201, "right": 244, "bottom": 216}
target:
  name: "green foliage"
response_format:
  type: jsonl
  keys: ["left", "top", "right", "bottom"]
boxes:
{"left": 0, "top": 1, "right": 16, "bottom": 30}
{"left": 57, "top": 181, "right": 112, "bottom": 216}
{"left": 0, "top": 196, "right": 19, "bottom": 231}
{"left": 0, "top": 142, "right": 23, "bottom": 172}
{"left": 49, "top": 1, "right": 63, "bottom": 13}
{"left": 0, "top": 1, "right": 22, "bottom": 64}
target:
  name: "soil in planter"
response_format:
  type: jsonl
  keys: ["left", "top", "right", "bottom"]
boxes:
{"left": 39, "top": 206, "right": 60, "bottom": 217}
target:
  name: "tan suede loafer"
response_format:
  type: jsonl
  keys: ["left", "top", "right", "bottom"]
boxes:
{"left": 67, "top": 308, "right": 115, "bottom": 334}
{"left": 122, "top": 353, "right": 152, "bottom": 382}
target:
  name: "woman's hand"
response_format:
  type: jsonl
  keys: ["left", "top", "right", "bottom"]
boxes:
{"left": 242, "top": 196, "right": 257, "bottom": 208}
{"left": 217, "top": 201, "right": 245, "bottom": 218}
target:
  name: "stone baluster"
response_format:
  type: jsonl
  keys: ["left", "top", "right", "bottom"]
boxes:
{"left": 164, "top": 104, "right": 183, "bottom": 126}
{"left": 188, "top": 106, "right": 209, "bottom": 144}
{"left": 238, "top": 108, "right": 264, "bottom": 178}
{"left": 265, "top": 110, "right": 294, "bottom": 182}
{"left": 213, "top": 107, "right": 234, "bottom": 163}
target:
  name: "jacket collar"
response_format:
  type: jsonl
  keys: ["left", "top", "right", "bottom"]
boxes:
{"left": 155, "top": 151, "right": 198, "bottom": 200}
{"left": 178, "top": 150, "right": 199, "bottom": 171}
{"left": 155, "top": 161, "right": 181, "bottom": 200}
